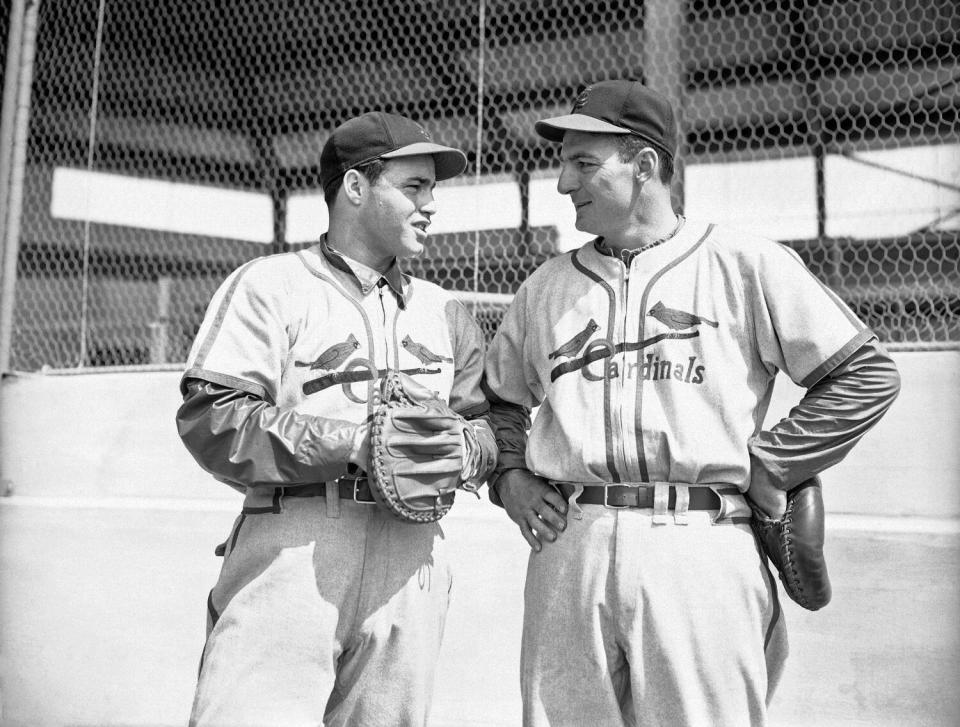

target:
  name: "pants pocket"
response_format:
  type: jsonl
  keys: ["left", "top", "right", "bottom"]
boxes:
{"left": 213, "top": 513, "right": 247, "bottom": 558}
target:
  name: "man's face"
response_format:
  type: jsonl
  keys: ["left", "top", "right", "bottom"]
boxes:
{"left": 361, "top": 155, "right": 438, "bottom": 264}
{"left": 557, "top": 131, "right": 638, "bottom": 239}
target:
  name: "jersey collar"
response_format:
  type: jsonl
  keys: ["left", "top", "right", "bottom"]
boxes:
{"left": 319, "top": 235, "right": 408, "bottom": 308}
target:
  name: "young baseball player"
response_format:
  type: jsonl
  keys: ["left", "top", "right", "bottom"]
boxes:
{"left": 177, "top": 112, "right": 497, "bottom": 726}
{"left": 482, "top": 80, "right": 901, "bottom": 726}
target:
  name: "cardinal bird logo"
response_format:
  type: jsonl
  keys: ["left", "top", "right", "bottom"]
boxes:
{"left": 295, "top": 333, "right": 360, "bottom": 371}
{"left": 548, "top": 319, "right": 601, "bottom": 360}
{"left": 402, "top": 334, "right": 453, "bottom": 364}
{"left": 647, "top": 301, "right": 719, "bottom": 330}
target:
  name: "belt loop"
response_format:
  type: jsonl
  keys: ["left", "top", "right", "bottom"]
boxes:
{"left": 711, "top": 486, "right": 728, "bottom": 524}
{"left": 652, "top": 483, "right": 670, "bottom": 525}
{"left": 325, "top": 481, "right": 341, "bottom": 518}
{"left": 673, "top": 484, "right": 690, "bottom": 525}
{"left": 568, "top": 483, "right": 584, "bottom": 521}
{"left": 272, "top": 487, "right": 285, "bottom": 514}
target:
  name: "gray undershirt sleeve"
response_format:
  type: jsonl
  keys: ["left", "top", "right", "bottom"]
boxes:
{"left": 748, "top": 337, "right": 901, "bottom": 490}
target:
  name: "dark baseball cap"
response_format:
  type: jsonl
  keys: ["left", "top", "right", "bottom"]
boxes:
{"left": 320, "top": 112, "right": 467, "bottom": 192}
{"left": 534, "top": 80, "right": 678, "bottom": 159}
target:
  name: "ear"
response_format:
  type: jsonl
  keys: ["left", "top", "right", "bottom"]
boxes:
{"left": 342, "top": 169, "right": 366, "bottom": 205}
{"left": 635, "top": 148, "right": 659, "bottom": 184}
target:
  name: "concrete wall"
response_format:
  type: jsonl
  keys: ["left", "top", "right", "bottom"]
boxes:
{"left": 0, "top": 352, "right": 957, "bottom": 727}
{"left": 1, "top": 350, "right": 957, "bottom": 516}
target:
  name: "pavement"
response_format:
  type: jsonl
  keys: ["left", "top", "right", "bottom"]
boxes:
{"left": 0, "top": 494, "right": 957, "bottom": 727}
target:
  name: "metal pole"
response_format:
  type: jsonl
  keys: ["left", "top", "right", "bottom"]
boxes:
{"left": 0, "top": 0, "right": 27, "bottom": 322}
{"left": 149, "top": 275, "right": 171, "bottom": 364}
{"left": 0, "top": 0, "right": 40, "bottom": 374}
{"left": 271, "top": 184, "right": 287, "bottom": 256}
{"left": 472, "top": 0, "right": 486, "bottom": 308}
{"left": 642, "top": 0, "right": 685, "bottom": 213}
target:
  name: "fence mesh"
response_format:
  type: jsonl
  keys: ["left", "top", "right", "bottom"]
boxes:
{"left": 2, "top": 0, "right": 958, "bottom": 370}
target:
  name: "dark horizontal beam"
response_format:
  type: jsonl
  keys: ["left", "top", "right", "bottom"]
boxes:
{"left": 27, "top": 131, "right": 265, "bottom": 188}
{"left": 25, "top": 97, "right": 958, "bottom": 190}
{"left": 16, "top": 240, "right": 248, "bottom": 281}
{"left": 687, "top": 39, "right": 960, "bottom": 90}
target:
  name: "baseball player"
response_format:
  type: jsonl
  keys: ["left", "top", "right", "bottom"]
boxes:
{"left": 177, "top": 112, "right": 498, "bottom": 726}
{"left": 482, "top": 80, "right": 901, "bottom": 726}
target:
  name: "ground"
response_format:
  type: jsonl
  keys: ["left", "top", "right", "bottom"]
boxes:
{"left": 0, "top": 494, "right": 957, "bottom": 726}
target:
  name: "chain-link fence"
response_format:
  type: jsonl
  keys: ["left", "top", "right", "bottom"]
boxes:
{"left": 1, "top": 0, "right": 957, "bottom": 371}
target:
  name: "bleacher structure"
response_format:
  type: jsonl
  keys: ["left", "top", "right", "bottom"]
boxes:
{"left": 0, "top": 0, "right": 957, "bottom": 370}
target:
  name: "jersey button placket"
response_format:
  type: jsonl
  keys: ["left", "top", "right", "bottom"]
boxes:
{"left": 621, "top": 258, "right": 646, "bottom": 480}
{"left": 613, "top": 260, "right": 632, "bottom": 479}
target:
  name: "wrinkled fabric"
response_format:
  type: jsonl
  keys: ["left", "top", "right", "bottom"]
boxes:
{"left": 178, "top": 379, "right": 360, "bottom": 490}
{"left": 748, "top": 336, "right": 900, "bottom": 489}
{"left": 486, "top": 338, "right": 900, "bottom": 503}
{"left": 178, "top": 237, "right": 497, "bottom": 724}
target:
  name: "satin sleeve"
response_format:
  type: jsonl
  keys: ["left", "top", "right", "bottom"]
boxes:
{"left": 177, "top": 378, "right": 362, "bottom": 491}
{"left": 748, "top": 337, "right": 901, "bottom": 490}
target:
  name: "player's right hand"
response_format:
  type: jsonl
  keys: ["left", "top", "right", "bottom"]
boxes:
{"left": 495, "top": 468, "right": 568, "bottom": 552}
{"left": 349, "top": 420, "right": 371, "bottom": 469}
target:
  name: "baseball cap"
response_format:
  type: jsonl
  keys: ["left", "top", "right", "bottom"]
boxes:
{"left": 534, "top": 80, "right": 678, "bottom": 159}
{"left": 320, "top": 111, "right": 467, "bottom": 192}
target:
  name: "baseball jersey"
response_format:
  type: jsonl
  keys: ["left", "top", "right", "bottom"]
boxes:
{"left": 484, "top": 220, "right": 873, "bottom": 490}
{"left": 182, "top": 237, "right": 489, "bottom": 502}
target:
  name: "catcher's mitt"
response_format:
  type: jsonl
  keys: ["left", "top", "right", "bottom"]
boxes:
{"left": 368, "top": 370, "right": 480, "bottom": 523}
{"left": 750, "top": 477, "right": 832, "bottom": 611}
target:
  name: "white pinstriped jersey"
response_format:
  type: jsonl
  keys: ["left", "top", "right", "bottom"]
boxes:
{"left": 184, "top": 241, "right": 489, "bottom": 425}
{"left": 484, "top": 219, "right": 873, "bottom": 490}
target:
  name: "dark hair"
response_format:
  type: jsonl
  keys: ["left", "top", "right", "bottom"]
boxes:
{"left": 323, "top": 158, "right": 388, "bottom": 208}
{"left": 616, "top": 135, "right": 674, "bottom": 184}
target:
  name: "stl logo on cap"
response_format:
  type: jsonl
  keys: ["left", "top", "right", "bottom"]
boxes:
{"left": 415, "top": 124, "right": 430, "bottom": 140}
{"left": 572, "top": 86, "right": 592, "bottom": 113}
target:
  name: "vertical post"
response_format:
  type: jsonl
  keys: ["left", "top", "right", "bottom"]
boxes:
{"left": 271, "top": 184, "right": 287, "bottom": 256}
{"left": 0, "top": 0, "right": 40, "bottom": 374}
{"left": 517, "top": 167, "right": 531, "bottom": 260}
{"left": 815, "top": 143, "right": 826, "bottom": 239}
{"left": 0, "top": 0, "right": 27, "bottom": 260}
{"left": 472, "top": 0, "right": 486, "bottom": 306}
{"left": 149, "top": 275, "right": 171, "bottom": 364}
{"left": 252, "top": 134, "right": 286, "bottom": 255}
{"left": 643, "top": 0, "right": 685, "bottom": 213}
{"left": 797, "top": 5, "right": 835, "bottom": 286}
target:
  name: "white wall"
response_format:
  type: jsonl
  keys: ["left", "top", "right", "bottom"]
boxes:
{"left": 0, "top": 353, "right": 956, "bottom": 727}
{"left": 763, "top": 350, "right": 960, "bottom": 518}
{"left": 0, "top": 350, "right": 956, "bottom": 517}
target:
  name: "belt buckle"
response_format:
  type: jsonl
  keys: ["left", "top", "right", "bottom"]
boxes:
{"left": 352, "top": 478, "right": 376, "bottom": 505}
{"left": 340, "top": 475, "right": 376, "bottom": 505}
{"left": 603, "top": 483, "right": 630, "bottom": 509}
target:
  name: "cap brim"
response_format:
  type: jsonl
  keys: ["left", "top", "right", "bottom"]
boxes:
{"left": 534, "top": 115, "right": 633, "bottom": 142}
{"left": 381, "top": 142, "right": 467, "bottom": 181}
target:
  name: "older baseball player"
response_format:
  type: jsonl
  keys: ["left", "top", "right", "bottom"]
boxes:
{"left": 482, "top": 80, "right": 901, "bottom": 726}
{"left": 177, "top": 111, "right": 497, "bottom": 726}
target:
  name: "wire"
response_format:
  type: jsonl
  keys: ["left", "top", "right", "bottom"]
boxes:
{"left": 838, "top": 149, "right": 960, "bottom": 194}
{"left": 471, "top": 0, "right": 485, "bottom": 316}
{"left": 909, "top": 206, "right": 960, "bottom": 235}
{"left": 77, "top": 0, "right": 108, "bottom": 368}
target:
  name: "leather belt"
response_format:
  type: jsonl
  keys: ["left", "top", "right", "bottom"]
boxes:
{"left": 283, "top": 476, "right": 377, "bottom": 504}
{"left": 557, "top": 483, "right": 739, "bottom": 510}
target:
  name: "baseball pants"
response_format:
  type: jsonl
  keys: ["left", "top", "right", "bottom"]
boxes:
{"left": 520, "top": 503, "right": 787, "bottom": 727}
{"left": 190, "top": 494, "right": 452, "bottom": 727}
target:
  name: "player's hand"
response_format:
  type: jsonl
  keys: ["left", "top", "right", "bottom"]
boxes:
{"left": 496, "top": 469, "right": 568, "bottom": 552}
{"left": 747, "top": 471, "right": 788, "bottom": 520}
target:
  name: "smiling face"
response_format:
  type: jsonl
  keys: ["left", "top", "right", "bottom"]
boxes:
{"left": 358, "top": 155, "right": 438, "bottom": 267}
{"left": 556, "top": 131, "right": 639, "bottom": 242}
